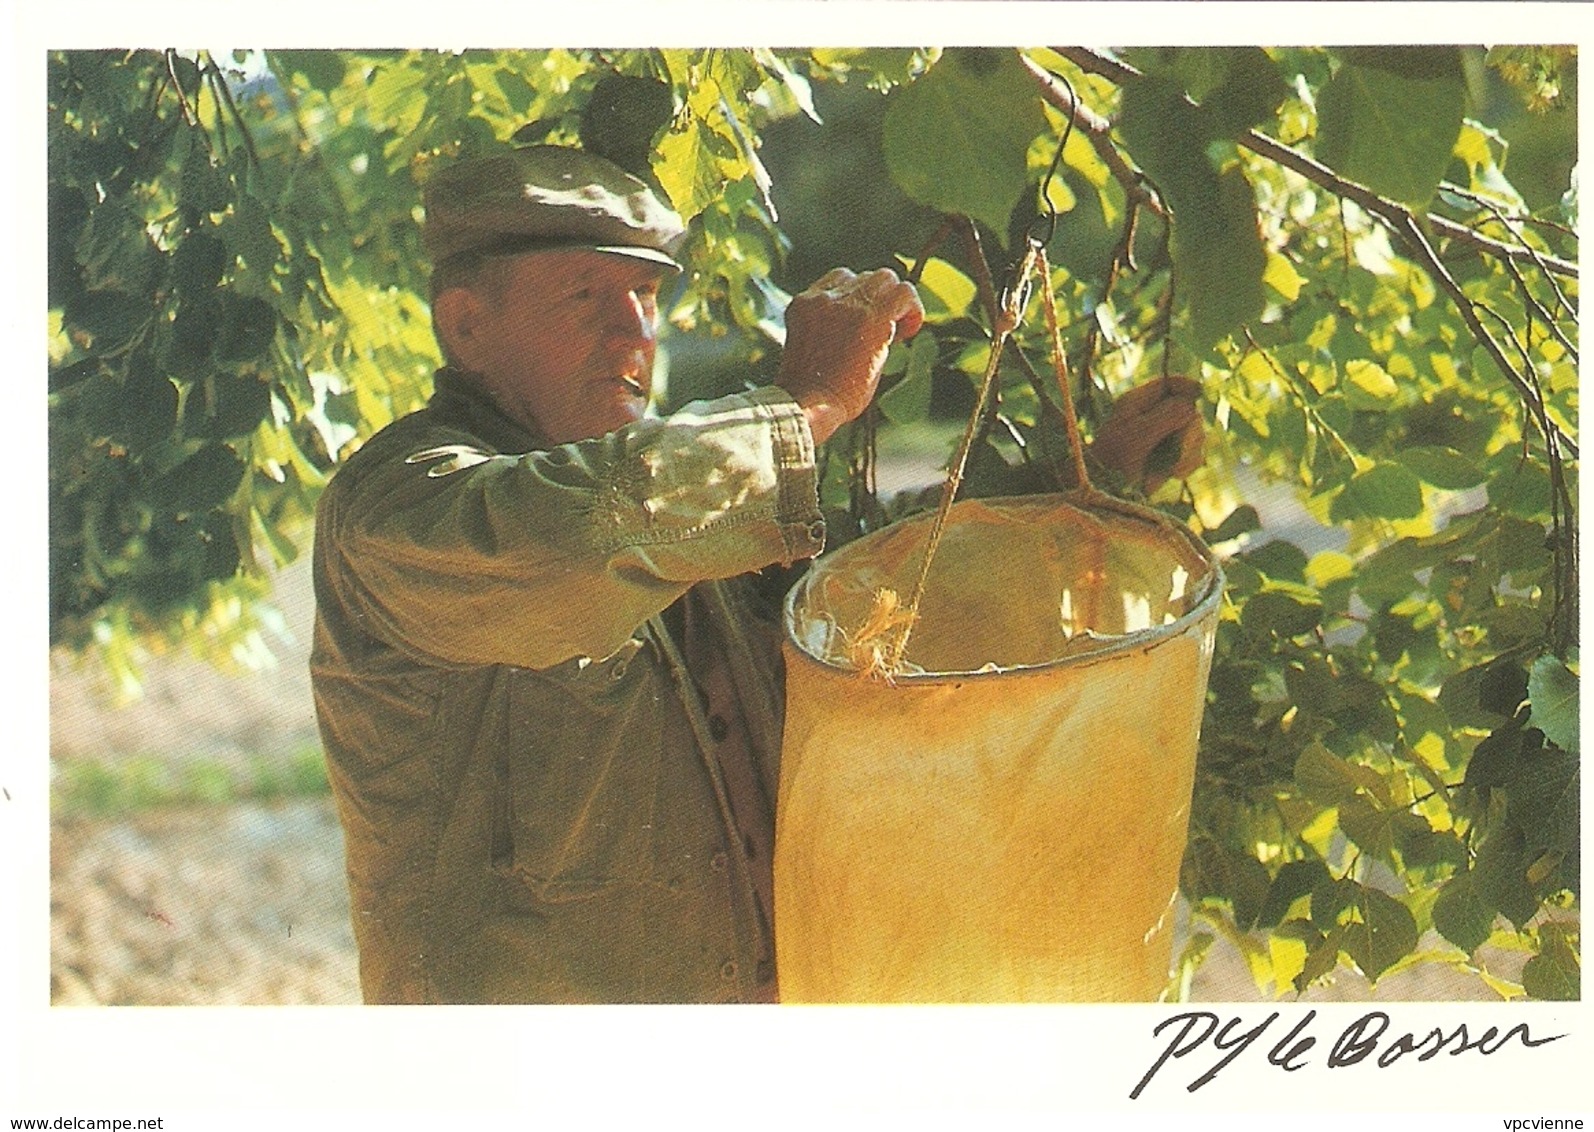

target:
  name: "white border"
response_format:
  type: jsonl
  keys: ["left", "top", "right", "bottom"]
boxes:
{"left": 10, "top": 3, "right": 1593, "bottom": 1124}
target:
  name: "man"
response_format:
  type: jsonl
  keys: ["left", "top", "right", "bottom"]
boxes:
{"left": 310, "top": 145, "right": 923, "bottom": 1003}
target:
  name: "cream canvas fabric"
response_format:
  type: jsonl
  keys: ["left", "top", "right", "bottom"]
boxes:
{"left": 776, "top": 495, "right": 1223, "bottom": 1002}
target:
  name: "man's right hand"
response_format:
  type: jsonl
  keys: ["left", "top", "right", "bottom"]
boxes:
{"left": 777, "top": 267, "right": 925, "bottom": 446}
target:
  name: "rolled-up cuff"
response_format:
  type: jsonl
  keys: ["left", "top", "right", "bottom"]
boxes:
{"left": 742, "top": 386, "right": 826, "bottom": 563}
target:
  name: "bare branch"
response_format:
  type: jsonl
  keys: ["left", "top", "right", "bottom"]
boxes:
{"left": 955, "top": 217, "right": 1003, "bottom": 333}
{"left": 1079, "top": 200, "right": 1141, "bottom": 404}
{"left": 205, "top": 54, "right": 262, "bottom": 170}
{"left": 1052, "top": 47, "right": 1577, "bottom": 282}
{"left": 904, "top": 216, "right": 956, "bottom": 286}
{"left": 1438, "top": 181, "right": 1578, "bottom": 323}
{"left": 163, "top": 49, "right": 201, "bottom": 129}
{"left": 1019, "top": 53, "right": 1165, "bottom": 220}
{"left": 1052, "top": 45, "right": 1578, "bottom": 463}
{"left": 1395, "top": 211, "right": 1577, "bottom": 460}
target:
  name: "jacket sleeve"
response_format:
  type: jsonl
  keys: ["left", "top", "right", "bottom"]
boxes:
{"left": 318, "top": 386, "right": 825, "bottom": 669}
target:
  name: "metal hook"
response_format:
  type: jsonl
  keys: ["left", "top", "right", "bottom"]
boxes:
{"left": 1031, "top": 70, "right": 1079, "bottom": 252}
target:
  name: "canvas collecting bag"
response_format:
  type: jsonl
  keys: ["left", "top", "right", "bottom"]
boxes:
{"left": 775, "top": 493, "right": 1224, "bottom": 1002}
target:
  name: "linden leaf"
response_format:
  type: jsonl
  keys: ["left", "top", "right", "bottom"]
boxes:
{"left": 882, "top": 49, "right": 1046, "bottom": 241}
{"left": 1527, "top": 654, "right": 1579, "bottom": 755}
{"left": 1432, "top": 871, "right": 1496, "bottom": 954}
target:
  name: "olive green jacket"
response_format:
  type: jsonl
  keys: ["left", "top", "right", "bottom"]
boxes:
{"left": 310, "top": 370, "right": 824, "bottom": 1003}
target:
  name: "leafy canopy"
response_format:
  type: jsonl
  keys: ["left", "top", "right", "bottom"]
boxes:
{"left": 47, "top": 46, "right": 1578, "bottom": 998}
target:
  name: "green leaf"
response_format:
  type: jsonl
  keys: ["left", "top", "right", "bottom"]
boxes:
{"left": 168, "top": 294, "right": 220, "bottom": 380}
{"left": 1330, "top": 462, "right": 1425, "bottom": 523}
{"left": 273, "top": 50, "right": 347, "bottom": 95}
{"left": 215, "top": 295, "right": 278, "bottom": 363}
{"left": 1119, "top": 47, "right": 1287, "bottom": 138}
{"left": 1310, "top": 876, "right": 1357, "bottom": 935}
{"left": 1432, "top": 871, "right": 1496, "bottom": 954}
{"left": 1522, "top": 924, "right": 1580, "bottom": 1001}
{"left": 877, "top": 331, "right": 936, "bottom": 426}
{"left": 223, "top": 196, "right": 281, "bottom": 277}
{"left": 654, "top": 118, "right": 729, "bottom": 222}
{"left": 180, "top": 143, "right": 231, "bottom": 219}
{"left": 1205, "top": 504, "right": 1261, "bottom": 544}
{"left": 1243, "top": 589, "right": 1322, "bottom": 640}
{"left": 1342, "top": 358, "right": 1398, "bottom": 411}
{"left": 1295, "top": 923, "right": 1348, "bottom": 991}
{"left": 1285, "top": 654, "right": 1338, "bottom": 713}
{"left": 1486, "top": 456, "right": 1554, "bottom": 519}
{"left": 1229, "top": 850, "right": 1273, "bottom": 932}
{"left": 1256, "top": 859, "right": 1331, "bottom": 930}
{"left": 915, "top": 258, "right": 977, "bottom": 323}
{"left": 882, "top": 48, "right": 1046, "bottom": 240}
{"left": 1123, "top": 47, "right": 1231, "bottom": 103}
{"left": 1475, "top": 824, "right": 1540, "bottom": 930}
{"left": 1440, "top": 661, "right": 1522, "bottom": 734}
{"left": 145, "top": 444, "right": 246, "bottom": 515}
{"left": 1527, "top": 654, "right": 1579, "bottom": 755}
{"left": 1294, "top": 741, "right": 1385, "bottom": 806}
{"left": 1479, "top": 661, "right": 1531, "bottom": 717}
{"left": 104, "top": 355, "right": 179, "bottom": 452}
{"left": 1263, "top": 252, "right": 1306, "bottom": 302}
{"left": 63, "top": 288, "right": 150, "bottom": 355}
{"left": 1316, "top": 48, "right": 1465, "bottom": 207}
{"left": 1338, "top": 797, "right": 1431, "bottom": 866}
{"left": 1464, "top": 721, "right": 1529, "bottom": 793}
{"left": 1181, "top": 167, "right": 1267, "bottom": 353}
{"left": 1395, "top": 445, "right": 1487, "bottom": 490}
{"left": 1120, "top": 77, "right": 1267, "bottom": 353}
{"left": 1241, "top": 539, "right": 1307, "bottom": 584}
{"left": 1180, "top": 839, "right": 1271, "bottom": 931}
{"left": 1400, "top": 828, "right": 1468, "bottom": 871}
{"left": 168, "top": 53, "right": 202, "bottom": 101}
{"left": 1199, "top": 49, "right": 1290, "bottom": 137}
{"left": 173, "top": 231, "right": 231, "bottom": 296}
{"left": 183, "top": 373, "right": 272, "bottom": 441}
{"left": 1504, "top": 746, "right": 1580, "bottom": 857}
{"left": 1336, "top": 882, "right": 1421, "bottom": 983}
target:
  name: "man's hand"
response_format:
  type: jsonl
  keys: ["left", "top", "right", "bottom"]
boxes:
{"left": 778, "top": 267, "right": 925, "bottom": 446}
{"left": 1090, "top": 375, "right": 1205, "bottom": 495}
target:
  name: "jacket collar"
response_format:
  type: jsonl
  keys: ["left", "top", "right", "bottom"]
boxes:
{"left": 427, "top": 368, "right": 549, "bottom": 453}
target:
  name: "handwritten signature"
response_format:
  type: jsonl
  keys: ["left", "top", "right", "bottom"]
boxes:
{"left": 1131, "top": 1010, "right": 1566, "bottom": 1099}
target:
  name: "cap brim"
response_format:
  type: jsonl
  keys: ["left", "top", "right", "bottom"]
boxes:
{"left": 590, "top": 245, "right": 683, "bottom": 273}
{"left": 457, "top": 237, "right": 684, "bottom": 274}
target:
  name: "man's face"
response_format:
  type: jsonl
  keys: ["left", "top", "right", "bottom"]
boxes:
{"left": 459, "top": 249, "right": 668, "bottom": 444}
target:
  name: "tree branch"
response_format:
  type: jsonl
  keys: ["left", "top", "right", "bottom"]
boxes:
{"left": 1052, "top": 45, "right": 1577, "bottom": 463}
{"left": 163, "top": 49, "right": 201, "bottom": 129}
{"left": 1051, "top": 47, "right": 1577, "bottom": 281}
{"left": 1396, "top": 211, "right": 1576, "bottom": 460}
{"left": 205, "top": 54, "right": 262, "bottom": 170}
{"left": 1439, "top": 180, "right": 1578, "bottom": 324}
{"left": 1020, "top": 53, "right": 1165, "bottom": 220}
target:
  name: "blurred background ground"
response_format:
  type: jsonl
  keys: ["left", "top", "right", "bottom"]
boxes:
{"left": 50, "top": 555, "right": 362, "bottom": 1006}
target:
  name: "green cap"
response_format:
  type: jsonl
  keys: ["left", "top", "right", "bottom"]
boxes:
{"left": 422, "top": 145, "right": 686, "bottom": 271}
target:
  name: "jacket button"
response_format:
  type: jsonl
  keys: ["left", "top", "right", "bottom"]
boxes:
{"left": 610, "top": 660, "right": 628, "bottom": 680}
{"left": 708, "top": 714, "right": 729, "bottom": 742}
{"left": 806, "top": 520, "right": 825, "bottom": 542}
{"left": 720, "top": 960, "right": 738, "bottom": 981}
{"left": 710, "top": 852, "right": 728, "bottom": 872}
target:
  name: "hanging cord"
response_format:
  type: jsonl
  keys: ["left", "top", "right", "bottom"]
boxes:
{"left": 1036, "top": 244, "right": 1095, "bottom": 497}
{"left": 873, "top": 240, "right": 1043, "bottom": 677}
{"left": 846, "top": 87, "right": 1092, "bottom": 679}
